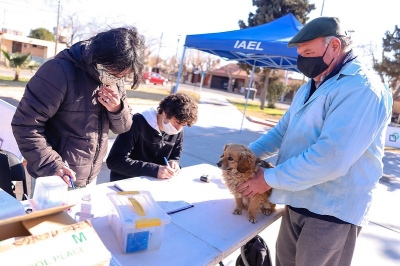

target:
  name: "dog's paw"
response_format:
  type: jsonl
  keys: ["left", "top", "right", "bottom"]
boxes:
{"left": 262, "top": 209, "right": 272, "bottom": 215}
{"left": 233, "top": 209, "right": 242, "bottom": 215}
{"left": 249, "top": 216, "right": 257, "bottom": 224}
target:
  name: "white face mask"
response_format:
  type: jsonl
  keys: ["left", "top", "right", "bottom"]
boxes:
{"left": 96, "top": 64, "right": 123, "bottom": 86}
{"left": 162, "top": 117, "right": 182, "bottom": 135}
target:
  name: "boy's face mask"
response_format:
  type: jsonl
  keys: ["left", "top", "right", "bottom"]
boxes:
{"left": 162, "top": 115, "right": 182, "bottom": 135}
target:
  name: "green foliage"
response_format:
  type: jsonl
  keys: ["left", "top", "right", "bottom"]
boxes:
{"left": 0, "top": 76, "right": 30, "bottom": 82}
{"left": 229, "top": 100, "right": 286, "bottom": 116}
{"left": 267, "top": 82, "right": 288, "bottom": 108}
{"left": 27, "top": 60, "right": 41, "bottom": 71}
{"left": 287, "top": 80, "right": 306, "bottom": 92}
{"left": 29, "top": 28, "right": 55, "bottom": 42}
{"left": 238, "top": 0, "right": 315, "bottom": 29}
{"left": 266, "top": 74, "right": 289, "bottom": 108}
{"left": 374, "top": 25, "right": 400, "bottom": 93}
{"left": 1, "top": 49, "right": 32, "bottom": 81}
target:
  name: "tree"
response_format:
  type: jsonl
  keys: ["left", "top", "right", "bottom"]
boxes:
{"left": 258, "top": 70, "right": 289, "bottom": 108}
{"left": 238, "top": 0, "right": 315, "bottom": 109}
{"left": 29, "top": 28, "right": 55, "bottom": 42}
{"left": 60, "top": 13, "right": 84, "bottom": 47}
{"left": 374, "top": 25, "right": 400, "bottom": 98}
{"left": 224, "top": 64, "right": 243, "bottom": 91}
{"left": 180, "top": 55, "right": 192, "bottom": 84}
{"left": 60, "top": 12, "right": 125, "bottom": 47}
{"left": 200, "top": 54, "right": 220, "bottom": 76}
{"left": 287, "top": 79, "right": 306, "bottom": 93}
{"left": 1, "top": 49, "right": 31, "bottom": 81}
{"left": 189, "top": 50, "right": 220, "bottom": 85}
{"left": 267, "top": 82, "right": 288, "bottom": 108}
{"left": 27, "top": 60, "right": 41, "bottom": 72}
{"left": 144, "top": 36, "right": 162, "bottom": 68}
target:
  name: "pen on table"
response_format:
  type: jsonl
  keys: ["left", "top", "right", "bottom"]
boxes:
{"left": 64, "top": 160, "right": 75, "bottom": 189}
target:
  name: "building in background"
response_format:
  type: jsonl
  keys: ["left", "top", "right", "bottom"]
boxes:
{"left": 184, "top": 64, "right": 306, "bottom": 103}
{"left": 0, "top": 28, "right": 67, "bottom": 65}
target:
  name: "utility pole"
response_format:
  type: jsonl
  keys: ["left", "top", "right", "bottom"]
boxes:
{"left": 155, "top": 32, "right": 163, "bottom": 73}
{"left": 54, "top": 0, "right": 61, "bottom": 56}
{"left": 171, "top": 35, "right": 181, "bottom": 89}
{"left": 2, "top": 9, "right": 5, "bottom": 28}
{"left": 320, "top": 0, "right": 325, "bottom": 16}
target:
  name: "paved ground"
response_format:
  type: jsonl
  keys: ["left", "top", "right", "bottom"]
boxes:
{"left": 14, "top": 81, "right": 400, "bottom": 265}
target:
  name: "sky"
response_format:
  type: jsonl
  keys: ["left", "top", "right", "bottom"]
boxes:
{"left": 1, "top": 0, "right": 399, "bottom": 68}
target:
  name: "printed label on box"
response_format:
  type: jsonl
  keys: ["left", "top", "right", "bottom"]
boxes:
{"left": 126, "top": 231, "right": 149, "bottom": 253}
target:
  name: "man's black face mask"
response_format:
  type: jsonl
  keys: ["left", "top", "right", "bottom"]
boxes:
{"left": 297, "top": 43, "right": 335, "bottom": 79}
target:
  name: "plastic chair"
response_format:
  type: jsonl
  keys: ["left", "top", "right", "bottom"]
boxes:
{"left": 0, "top": 149, "right": 28, "bottom": 200}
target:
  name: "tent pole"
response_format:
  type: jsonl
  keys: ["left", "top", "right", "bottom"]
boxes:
{"left": 240, "top": 62, "right": 256, "bottom": 132}
{"left": 173, "top": 46, "right": 187, "bottom": 94}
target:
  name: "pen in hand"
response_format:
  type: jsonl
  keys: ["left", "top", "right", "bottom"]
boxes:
{"left": 164, "top": 157, "right": 178, "bottom": 176}
{"left": 164, "top": 157, "right": 169, "bottom": 166}
{"left": 64, "top": 160, "right": 75, "bottom": 189}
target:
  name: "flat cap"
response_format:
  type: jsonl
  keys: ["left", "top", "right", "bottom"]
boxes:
{"left": 288, "top": 17, "right": 347, "bottom": 48}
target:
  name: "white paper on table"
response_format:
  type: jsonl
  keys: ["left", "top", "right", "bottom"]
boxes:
{"left": 113, "top": 177, "right": 151, "bottom": 192}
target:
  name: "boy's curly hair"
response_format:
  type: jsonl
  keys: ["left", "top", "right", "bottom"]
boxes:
{"left": 157, "top": 93, "right": 198, "bottom": 127}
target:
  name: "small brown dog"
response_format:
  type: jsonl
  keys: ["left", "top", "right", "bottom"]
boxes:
{"left": 217, "top": 143, "right": 275, "bottom": 223}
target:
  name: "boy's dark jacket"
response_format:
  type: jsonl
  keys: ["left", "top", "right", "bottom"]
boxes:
{"left": 107, "top": 113, "right": 183, "bottom": 181}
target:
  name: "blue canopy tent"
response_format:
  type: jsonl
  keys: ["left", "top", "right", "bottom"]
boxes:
{"left": 173, "top": 14, "right": 304, "bottom": 131}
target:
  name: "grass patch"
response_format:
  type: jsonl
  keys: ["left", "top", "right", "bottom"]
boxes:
{"left": 0, "top": 76, "right": 30, "bottom": 83}
{"left": 227, "top": 98, "right": 287, "bottom": 121}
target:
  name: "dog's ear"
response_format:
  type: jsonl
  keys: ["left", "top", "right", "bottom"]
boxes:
{"left": 237, "top": 151, "right": 256, "bottom": 173}
{"left": 223, "top": 144, "right": 229, "bottom": 151}
{"left": 220, "top": 144, "right": 229, "bottom": 158}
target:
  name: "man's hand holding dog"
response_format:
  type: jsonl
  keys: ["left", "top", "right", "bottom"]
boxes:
{"left": 237, "top": 166, "right": 271, "bottom": 197}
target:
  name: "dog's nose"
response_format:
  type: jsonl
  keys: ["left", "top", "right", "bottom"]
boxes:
{"left": 216, "top": 162, "right": 221, "bottom": 167}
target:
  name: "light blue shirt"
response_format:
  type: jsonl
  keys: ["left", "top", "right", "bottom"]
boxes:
{"left": 249, "top": 58, "right": 392, "bottom": 226}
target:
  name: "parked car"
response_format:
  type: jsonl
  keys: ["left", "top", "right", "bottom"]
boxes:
{"left": 143, "top": 71, "right": 168, "bottom": 86}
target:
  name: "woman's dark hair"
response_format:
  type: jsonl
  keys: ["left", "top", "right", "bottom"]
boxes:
{"left": 158, "top": 93, "right": 198, "bottom": 127}
{"left": 86, "top": 27, "right": 145, "bottom": 89}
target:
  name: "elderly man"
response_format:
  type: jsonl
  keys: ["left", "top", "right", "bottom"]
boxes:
{"left": 237, "top": 17, "right": 392, "bottom": 266}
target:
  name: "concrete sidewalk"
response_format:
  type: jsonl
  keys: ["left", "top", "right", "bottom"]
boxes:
{"left": 100, "top": 85, "right": 400, "bottom": 265}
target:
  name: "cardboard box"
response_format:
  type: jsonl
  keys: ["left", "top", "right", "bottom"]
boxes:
{"left": 0, "top": 204, "right": 111, "bottom": 266}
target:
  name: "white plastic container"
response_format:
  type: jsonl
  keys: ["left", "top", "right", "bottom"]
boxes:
{"left": 107, "top": 191, "right": 171, "bottom": 254}
{"left": 0, "top": 189, "right": 25, "bottom": 220}
{"left": 32, "top": 176, "right": 68, "bottom": 210}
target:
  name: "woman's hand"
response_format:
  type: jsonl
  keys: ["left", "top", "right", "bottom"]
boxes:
{"left": 55, "top": 165, "right": 76, "bottom": 187}
{"left": 98, "top": 86, "right": 121, "bottom": 113}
